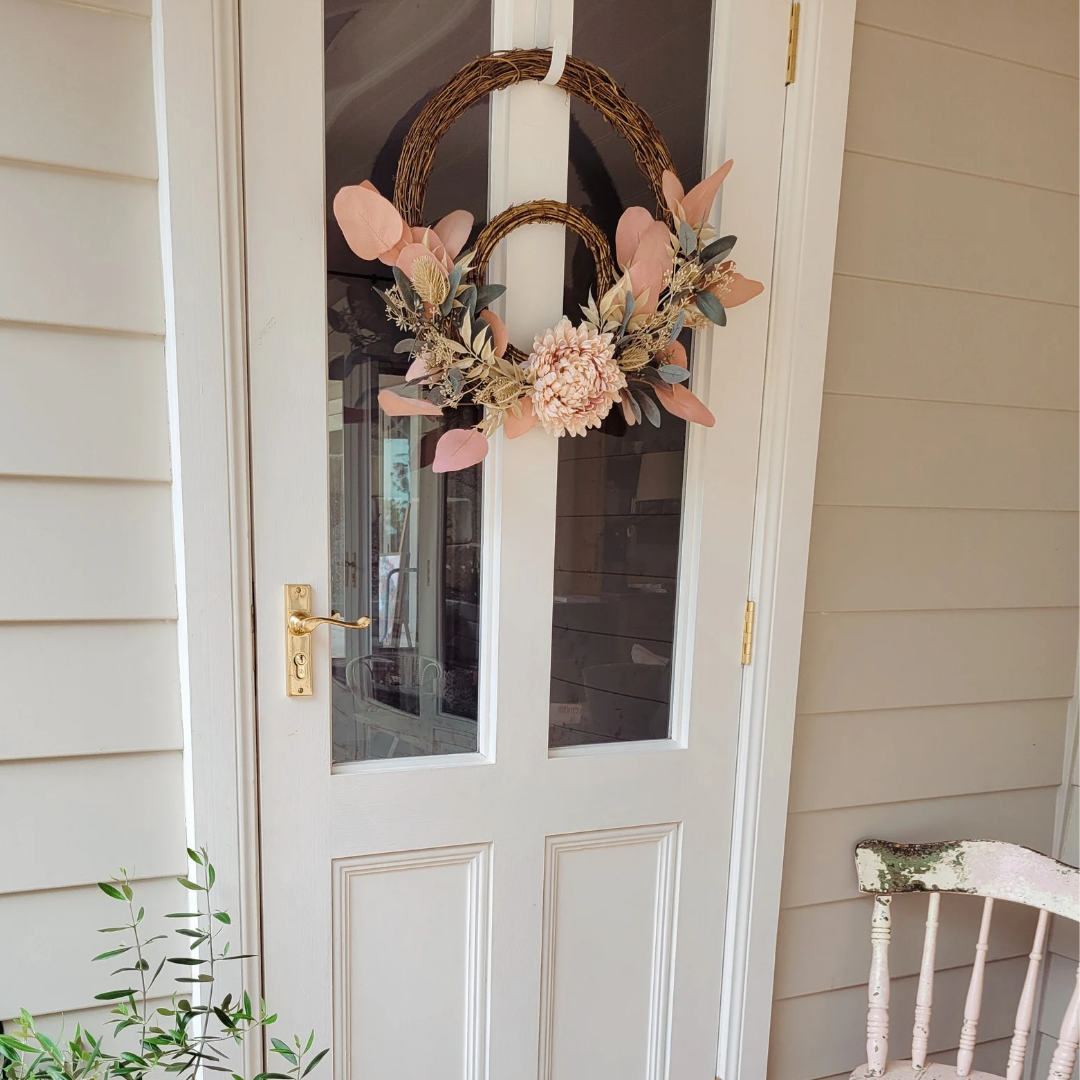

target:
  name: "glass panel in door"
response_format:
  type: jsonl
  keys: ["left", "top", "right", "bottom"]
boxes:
{"left": 325, "top": 0, "right": 490, "bottom": 763}
{"left": 549, "top": 0, "right": 715, "bottom": 747}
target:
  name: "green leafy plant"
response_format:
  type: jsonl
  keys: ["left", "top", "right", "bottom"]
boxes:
{"left": 0, "top": 849, "right": 326, "bottom": 1080}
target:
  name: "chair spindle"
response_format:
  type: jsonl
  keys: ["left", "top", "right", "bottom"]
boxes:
{"left": 911, "top": 891, "right": 941, "bottom": 1070}
{"left": 1046, "top": 967, "right": 1079, "bottom": 1080}
{"left": 867, "top": 893, "right": 892, "bottom": 1077}
{"left": 1004, "top": 908, "right": 1049, "bottom": 1080}
{"left": 956, "top": 895, "right": 994, "bottom": 1077}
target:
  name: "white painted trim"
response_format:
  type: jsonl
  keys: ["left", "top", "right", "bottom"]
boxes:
{"left": 151, "top": 0, "right": 260, "bottom": 1069}
{"left": 717, "top": 3, "right": 856, "bottom": 1079}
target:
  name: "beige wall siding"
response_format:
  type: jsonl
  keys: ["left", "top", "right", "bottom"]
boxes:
{"left": 0, "top": 0, "right": 184, "bottom": 1024}
{"left": 768, "top": 2, "right": 1079, "bottom": 1079}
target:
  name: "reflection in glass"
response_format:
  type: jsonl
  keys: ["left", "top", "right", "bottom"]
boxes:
{"left": 549, "top": 0, "right": 714, "bottom": 748}
{"left": 325, "top": 0, "right": 488, "bottom": 763}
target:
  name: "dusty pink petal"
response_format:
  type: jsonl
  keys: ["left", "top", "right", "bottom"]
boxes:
{"left": 681, "top": 159, "right": 733, "bottom": 228}
{"left": 333, "top": 183, "right": 407, "bottom": 261}
{"left": 615, "top": 206, "right": 656, "bottom": 270}
{"left": 480, "top": 308, "right": 509, "bottom": 357}
{"left": 713, "top": 271, "right": 764, "bottom": 308}
{"left": 433, "top": 210, "right": 474, "bottom": 261}
{"left": 397, "top": 242, "right": 450, "bottom": 283}
{"left": 620, "top": 392, "right": 638, "bottom": 427}
{"left": 659, "top": 341, "right": 688, "bottom": 369}
{"left": 655, "top": 382, "right": 715, "bottom": 427}
{"left": 503, "top": 397, "right": 536, "bottom": 439}
{"left": 405, "top": 354, "right": 428, "bottom": 382}
{"left": 661, "top": 170, "right": 685, "bottom": 218}
{"left": 378, "top": 388, "right": 442, "bottom": 416}
{"left": 432, "top": 428, "right": 489, "bottom": 472}
{"left": 628, "top": 258, "right": 665, "bottom": 315}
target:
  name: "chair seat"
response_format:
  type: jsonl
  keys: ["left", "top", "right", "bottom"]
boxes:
{"left": 851, "top": 1061, "right": 1004, "bottom": 1079}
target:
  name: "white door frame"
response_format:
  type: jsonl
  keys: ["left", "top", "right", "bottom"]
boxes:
{"left": 151, "top": 1, "right": 855, "bottom": 1076}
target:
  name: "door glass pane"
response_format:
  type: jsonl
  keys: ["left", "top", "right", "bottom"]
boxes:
{"left": 549, "top": 0, "right": 714, "bottom": 748}
{"left": 326, "top": 0, "right": 489, "bottom": 763}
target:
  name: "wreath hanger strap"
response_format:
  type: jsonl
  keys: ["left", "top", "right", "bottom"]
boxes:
{"left": 540, "top": 37, "right": 569, "bottom": 84}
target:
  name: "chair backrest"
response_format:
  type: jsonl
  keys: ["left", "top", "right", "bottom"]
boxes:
{"left": 853, "top": 839, "right": 1080, "bottom": 1080}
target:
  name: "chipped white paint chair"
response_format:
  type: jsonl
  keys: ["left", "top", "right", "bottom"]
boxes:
{"left": 849, "top": 839, "right": 1080, "bottom": 1080}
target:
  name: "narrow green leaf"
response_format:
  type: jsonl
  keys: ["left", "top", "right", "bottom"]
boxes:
{"left": 213, "top": 911, "right": 231, "bottom": 925}
{"left": 94, "top": 989, "right": 137, "bottom": 1002}
{"left": 165, "top": 912, "right": 202, "bottom": 919}
{"left": 98, "top": 883, "right": 125, "bottom": 901}
{"left": 677, "top": 220, "right": 697, "bottom": 255}
{"left": 694, "top": 289, "right": 727, "bottom": 326}
{"left": 667, "top": 310, "right": 686, "bottom": 345}
{"left": 700, "top": 233, "right": 736, "bottom": 263}
{"left": 633, "top": 389, "right": 662, "bottom": 428}
{"left": 167, "top": 956, "right": 206, "bottom": 965}
{"left": 302, "top": 1048, "right": 329, "bottom": 1077}
{"left": 206, "top": 863, "right": 216, "bottom": 889}
{"left": 93, "top": 946, "right": 131, "bottom": 961}
{"left": 176, "top": 877, "right": 205, "bottom": 891}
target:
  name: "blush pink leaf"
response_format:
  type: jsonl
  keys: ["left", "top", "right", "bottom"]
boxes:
{"left": 503, "top": 397, "right": 537, "bottom": 439}
{"left": 480, "top": 309, "right": 509, "bottom": 358}
{"left": 333, "top": 183, "right": 406, "bottom": 261}
{"left": 615, "top": 207, "right": 656, "bottom": 270}
{"left": 405, "top": 354, "right": 428, "bottom": 382}
{"left": 661, "top": 170, "right": 685, "bottom": 218}
{"left": 658, "top": 341, "right": 688, "bottom": 369}
{"left": 681, "top": 159, "right": 733, "bottom": 228}
{"left": 713, "top": 270, "right": 763, "bottom": 308}
{"left": 433, "top": 210, "right": 474, "bottom": 261}
{"left": 432, "top": 428, "right": 489, "bottom": 472}
{"left": 654, "top": 382, "right": 715, "bottom": 427}
{"left": 377, "top": 388, "right": 442, "bottom": 417}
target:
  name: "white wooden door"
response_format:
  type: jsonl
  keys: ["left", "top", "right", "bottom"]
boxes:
{"left": 243, "top": 1, "right": 788, "bottom": 1077}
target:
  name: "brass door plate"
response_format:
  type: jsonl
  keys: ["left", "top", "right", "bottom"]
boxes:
{"left": 285, "top": 583, "right": 313, "bottom": 697}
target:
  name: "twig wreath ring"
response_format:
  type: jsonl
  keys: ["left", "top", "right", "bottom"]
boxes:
{"left": 332, "top": 48, "right": 764, "bottom": 472}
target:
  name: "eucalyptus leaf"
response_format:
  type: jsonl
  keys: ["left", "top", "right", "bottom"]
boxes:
{"left": 474, "top": 283, "right": 505, "bottom": 310}
{"left": 694, "top": 290, "right": 727, "bottom": 326}
{"left": 459, "top": 283, "right": 477, "bottom": 317}
{"left": 392, "top": 267, "right": 419, "bottom": 310}
{"left": 700, "top": 233, "right": 736, "bottom": 263}
{"left": 326, "top": 308, "right": 346, "bottom": 334}
{"left": 634, "top": 390, "right": 662, "bottom": 427}
{"left": 677, "top": 220, "right": 698, "bottom": 255}
{"left": 623, "top": 392, "right": 641, "bottom": 424}
{"left": 667, "top": 310, "right": 686, "bottom": 344}
{"left": 618, "top": 290, "right": 636, "bottom": 340}
{"left": 658, "top": 364, "right": 691, "bottom": 384}
{"left": 392, "top": 338, "right": 417, "bottom": 354}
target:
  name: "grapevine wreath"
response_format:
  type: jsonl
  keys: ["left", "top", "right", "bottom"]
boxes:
{"left": 332, "top": 48, "right": 762, "bottom": 473}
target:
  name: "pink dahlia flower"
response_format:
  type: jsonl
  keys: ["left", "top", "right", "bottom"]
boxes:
{"left": 527, "top": 318, "right": 625, "bottom": 438}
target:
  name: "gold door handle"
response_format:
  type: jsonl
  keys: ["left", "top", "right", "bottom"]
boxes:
{"left": 288, "top": 611, "right": 371, "bottom": 635}
{"left": 284, "top": 584, "right": 370, "bottom": 697}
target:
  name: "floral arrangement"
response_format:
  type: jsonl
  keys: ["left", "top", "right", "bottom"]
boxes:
{"left": 332, "top": 160, "right": 761, "bottom": 473}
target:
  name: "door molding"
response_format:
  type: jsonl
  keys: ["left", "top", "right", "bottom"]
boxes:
{"left": 717, "top": 3, "right": 857, "bottom": 1078}
{"left": 150, "top": 0, "right": 262, "bottom": 1068}
{"left": 153, "top": 1, "right": 856, "bottom": 1077}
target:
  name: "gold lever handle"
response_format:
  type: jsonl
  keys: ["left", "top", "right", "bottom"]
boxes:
{"left": 288, "top": 611, "right": 371, "bottom": 636}
{"left": 284, "top": 584, "right": 370, "bottom": 697}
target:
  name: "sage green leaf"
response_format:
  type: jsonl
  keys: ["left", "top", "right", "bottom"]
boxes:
{"left": 186, "top": 848, "right": 203, "bottom": 866}
{"left": 474, "top": 283, "right": 505, "bottom": 310}
{"left": 634, "top": 389, "right": 662, "bottom": 427}
{"left": 694, "top": 290, "right": 727, "bottom": 326}
{"left": 677, "top": 220, "right": 697, "bottom": 255}
{"left": 302, "top": 1049, "right": 329, "bottom": 1076}
{"left": 176, "top": 877, "right": 204, "bottom": 891}
{"left": 700, "top": 233, "right": 736, "bottom": 263}
{"left": 94, "top": 989, "right": 137, "bottom": 1001}
{"left": 392, "top": 338, "right": 417, "bottom": 354}
{"left": 93, "top": 946, "right": 131, "bottom": 961}
{"left": 658, "top": 364, "right": 690, "bottom": 384}
{"left": 213, "top": 911, "right": 231, "bottom": 924}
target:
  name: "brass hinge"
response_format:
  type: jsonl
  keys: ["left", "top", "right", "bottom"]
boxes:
{"left": 741, "top": 600, "right": 756, "bottom": 666}
{"left": 785, "top": 2, "right": 801, "bottom": 85}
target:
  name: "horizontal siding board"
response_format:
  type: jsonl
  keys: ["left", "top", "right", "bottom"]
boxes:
{"left": 788, "top": 700, "right": 1069, "bottom": 812}
{"left": 0, "top": 877, "right": 178, "bottom": 1016}
{"left": 768, "top": 956, "right": 1030, "bottom": 1080}
{"left": 796, "top": 609, "right": 1079, "bottom": 715}
{"left": 1049, "top": 914, "right": 1080, "bottom": 964}
{"left": 774, "top": 891, "right": 1039, "bottom": 1000}
{"left": 854, "top": 0, "right": 1079, "bottom": 77}
{"left": 0, "top": 622, "right": 181, "bottom": 760}
{"left": 0, "top": 478, "right": 177, "bottom": 621}
{"left": 813, "top": 395, "right": 1079, "bottom": 511}
{"left": 780, "top": 787, "right": 1058, "bottom": 909}
{"left": 0, "top": 163, "right": 164, "bottom": 334}
{"left": 1, "top": 999, "right": 171, "bottom": 1044}
{"left": 0, "top": 754, "right": 186, "bottom": 894}
{"left": 0, "top": 326, "right": 169, "bottom": 480}
{"left": 823, "top": 275, "right": 1079, "bottom": 410}
{"left": 804, "top": 507, "right": 1078, "bottom": 612}
{"left": 1040, "top": 952, "right": 1080, "bottom": 1036}
{"left": 846, "top": 25, "right": 1078, "bottom": 193}
{"left": 0, "top": 0, "right": 156, "bottom": 178}
{"left": 833, "top": 153, "right": 1078, "bottom": 305}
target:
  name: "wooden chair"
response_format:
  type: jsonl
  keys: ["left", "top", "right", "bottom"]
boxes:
{"left": 850, "top": 839, "right": 1080, "bottom": 1080}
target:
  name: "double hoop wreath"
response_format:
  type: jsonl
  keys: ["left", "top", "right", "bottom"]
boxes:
{"left": 333, "top": 49, "right": 762, "bottom": 472}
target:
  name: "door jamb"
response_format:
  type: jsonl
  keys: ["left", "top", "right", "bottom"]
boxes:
{"left": 153, "top": 1, "right": 856, "bottom": 1078}
{"left": 717, "top": 3, "right": 856, "bottom": 1078}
